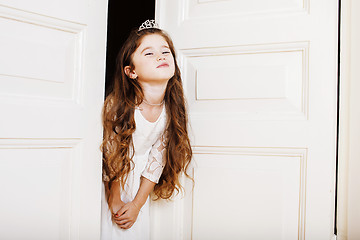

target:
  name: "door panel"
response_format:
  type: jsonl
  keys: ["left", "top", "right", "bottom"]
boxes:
{"left": 0, "top": 9, "right": 84, "bottom": 104}
{"left": 153, "top": 0, "right": 338, "bottom": 239}
{"left": 0, "top": 1, "right": 107, "bottom": 239}
{"left": 181, "top": 42, "right": 308, "bottom": 120}
{"left": 190, "top": 147, "right": 306, "bottom": 240}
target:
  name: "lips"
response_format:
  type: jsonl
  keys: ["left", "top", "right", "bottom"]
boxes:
{"left": 157, "top": 63, "right": 169, "bottom": 68}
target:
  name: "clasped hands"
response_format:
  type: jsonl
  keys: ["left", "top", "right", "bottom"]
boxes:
{"left": 112, "top": 199, "right": 141, "bottom": 230}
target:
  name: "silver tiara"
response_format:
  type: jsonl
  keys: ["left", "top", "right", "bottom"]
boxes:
{"left": 138, "top": 19, "right": 159, "bottom": 31}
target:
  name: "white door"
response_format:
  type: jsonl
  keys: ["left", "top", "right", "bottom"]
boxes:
{"left": 151, "top": 0, "right": 338, "bottom": 239}
{"left": 0, "top": 1, "right": 107, "bottom": 239}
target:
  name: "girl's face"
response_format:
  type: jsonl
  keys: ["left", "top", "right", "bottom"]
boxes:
{"left": 127, "top": 34, "right": 175, "bottom": 84}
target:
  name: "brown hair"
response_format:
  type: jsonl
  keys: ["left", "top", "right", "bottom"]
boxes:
{"left": 102, "top": 28, "right": 192, "bottom": 209}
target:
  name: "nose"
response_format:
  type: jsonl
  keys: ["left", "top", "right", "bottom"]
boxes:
{"left": 157, "top": 55, "right": 165, "bottom": 61}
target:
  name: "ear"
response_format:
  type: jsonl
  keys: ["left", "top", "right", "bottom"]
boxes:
{"left": 124, "top": 66, "right": 138, "bottom": 79}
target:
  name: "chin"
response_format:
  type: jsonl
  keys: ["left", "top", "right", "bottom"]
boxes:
{"left": 157, "top": 73, "right": 174, "bottom": 81}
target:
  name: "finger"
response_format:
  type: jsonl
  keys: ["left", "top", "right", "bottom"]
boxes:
{"left": 117, "top": 214, "right": 129, "bottom": 221}
{"left": 112, "top": 213, "right": 125, "bottom": 220}
{"left": 120, "top": 221, "right": 133, "bottom": 229}
{"left": 117, "top": 205, "right": 129, "bottom": 216}
{"left": 113, "top": 214, "right": 126, "bottom": 221}
{"left": 113, "top": 208, "right": 127, "bottom": 218}
{"left": 115, "top": 219, "right": 131, "bottom": 226}
{"left": 113, "top": 211, "right": 123, "bottom": 218}
{"left": 114, "top": 219, "right": 129, "bottom": 225}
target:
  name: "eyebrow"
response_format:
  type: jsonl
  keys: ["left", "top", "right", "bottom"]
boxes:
{"left": 141, "top": 45, "right": 170, "bottom": 54}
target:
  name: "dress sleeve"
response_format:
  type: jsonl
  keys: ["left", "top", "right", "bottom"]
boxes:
{"left": 142, "top": 135, "right": 166, "bottom": 183}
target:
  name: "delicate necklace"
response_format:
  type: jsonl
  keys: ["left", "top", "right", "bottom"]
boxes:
{"left": 143, "top": 98, "right": 164, "bottom": 106}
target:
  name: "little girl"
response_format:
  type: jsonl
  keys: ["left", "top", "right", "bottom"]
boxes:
{"left": 101, "top": 20, "right": 192, "bottom": 240}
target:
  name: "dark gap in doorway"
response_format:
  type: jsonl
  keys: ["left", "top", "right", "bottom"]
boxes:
{"left": 334, "top": 0, "right": 341, "bottom": 235}
{"left": 105, "top": 0, "right": 156, "bottom": 97}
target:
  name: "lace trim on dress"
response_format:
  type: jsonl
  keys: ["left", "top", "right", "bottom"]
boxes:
{"left": 141, "top": 135, "right": 166, "bottom": 183}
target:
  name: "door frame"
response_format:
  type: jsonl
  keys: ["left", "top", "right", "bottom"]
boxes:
{"left": 337, "top": 0, "right": 360, "bottom": 239}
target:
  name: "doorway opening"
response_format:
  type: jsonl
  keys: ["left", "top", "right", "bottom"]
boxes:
{"left": 334, "top": 0, "right": 341, "bottom": 235}
{"left": 105, "top": 0, "right": 156, "bottom": 97}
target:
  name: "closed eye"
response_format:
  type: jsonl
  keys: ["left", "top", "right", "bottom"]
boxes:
{"left": 145, "top": 52, "right": 153, "bottom": 56}
{"left": 162, "top": 51, "right": 170, "bottom": 54}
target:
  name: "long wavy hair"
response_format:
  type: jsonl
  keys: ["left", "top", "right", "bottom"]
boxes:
{"left": 102, "top": 28, "right": 192, "bottom": 209}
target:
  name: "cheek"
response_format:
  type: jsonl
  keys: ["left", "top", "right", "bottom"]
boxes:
{"left": 171, "top": 64, "right": 176, "bottom": 76}
{"left": 170, "top": 57, "right": 175, "bottom": 67}
{"left": 133, "top": 59, "right": 147, "bottom": 74}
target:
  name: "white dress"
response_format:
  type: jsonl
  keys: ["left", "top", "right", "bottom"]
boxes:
{"left": 101, "top": 105, "right": 167, "bottom": 240}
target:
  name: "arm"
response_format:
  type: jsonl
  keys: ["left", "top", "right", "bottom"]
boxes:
{"left": 108, "top": 181, "right": 125, "bottom": 216}
{"left": 103, "top": 169, "right": 125, "bottom": 215}
{"left": 113, "top": 177, "right": 156, "bottom": 229}
{"left": 114, "top": 135, "right": 166, "bottom": 229}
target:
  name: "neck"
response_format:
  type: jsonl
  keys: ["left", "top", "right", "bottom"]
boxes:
{"left": 139, "top": 81, "right": 168, "bottom": 107}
